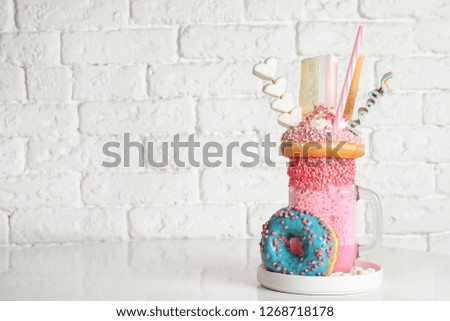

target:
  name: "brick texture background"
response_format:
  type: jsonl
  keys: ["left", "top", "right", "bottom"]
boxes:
{"left": 0, "top": 0, "right": 449, "bottom": 254}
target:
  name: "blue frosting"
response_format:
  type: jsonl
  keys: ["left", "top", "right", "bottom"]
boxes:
{"left": 260, "top": 207, "right": 336, "bottom": 276}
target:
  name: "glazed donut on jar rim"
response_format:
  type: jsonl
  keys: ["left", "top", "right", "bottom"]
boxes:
{"left": 260, "top": 207, "right": 339, "bottom": 276}
{"left": 281, "top": 141, "right": 365, "bottom": 159}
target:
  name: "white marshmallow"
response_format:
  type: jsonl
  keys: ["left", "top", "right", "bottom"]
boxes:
{"left": 277, "top": 107, "right": 302, "bottom": 128}
{"left": 252, "top": 57, "right": 277, "bottom": 80}
{"left": 263, "top": 77, "right": 286, "bottom": 98}
{"left": 270, "top": 92, "right": 295, "bottom": 113}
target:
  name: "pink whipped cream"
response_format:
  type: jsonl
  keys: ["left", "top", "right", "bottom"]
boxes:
{"left": 281, "top": 105, "right": 364, "bottom": 146}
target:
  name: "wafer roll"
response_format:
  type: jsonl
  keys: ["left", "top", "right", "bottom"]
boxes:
{"left": 344, "top": 55, "right": 364, "bottom": 119}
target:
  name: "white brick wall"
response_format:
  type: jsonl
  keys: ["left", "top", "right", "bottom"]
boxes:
{"left": 1, "top": 173, "right": 82, "bottom": 207}
{"left": 73, "top": 65, "right": 147, "bottom": 100}
{"left": 0, "top": 0, "right": 449, "bottom": 255}
{"left": 180, "top": 25, "right": 297, "bottom": 59}
{"left": 15, "top": 0, "right": 129, "bottom": 30}
{"left": 151, "top": 62, "right": 259, "bottom": 97}
{"left": 129, "top": 204, "right": 247, "bottom": 239}
{"left": 62, "top": 29, "right": 178, "bottom": 64}
{"left": 27, "top": 67, "right": 72, "bottom": 101}
{"left": 11, "top": 208, "right": 128, "bottom": 244}
{"left": 79, "top": 99, "right": 196, "bottom": 134}
{"left": 0, "top": 67, "right": 26, "bottom": 101}
{"left": 0, "top": 103, "right": 77, "bottom": 136}
{"left": 0, "top": 32, "right": 60, "bottom": 65}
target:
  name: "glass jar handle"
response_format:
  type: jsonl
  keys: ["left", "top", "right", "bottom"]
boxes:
{"left": 356, "top": 186, "right": 383, "bottom": 252}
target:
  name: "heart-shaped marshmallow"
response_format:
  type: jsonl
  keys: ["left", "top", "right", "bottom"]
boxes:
{"left": 252, "top": 57, "right": 277, "bottom": 80}
{"left": 278, "top": 107, "right": 302, "bottom": 128}
{"left": 262, "top": 77, "right": 286, "bottom": 98}
{"left": 270, "top": 92, "right": 295, "bottom": 113}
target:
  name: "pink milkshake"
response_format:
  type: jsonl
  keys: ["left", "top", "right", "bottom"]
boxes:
{"left": 281, "top": 106, "right": 365, "bottom": 272}
{"left": 253, "top": 26, "right": 387, "bottom": 285}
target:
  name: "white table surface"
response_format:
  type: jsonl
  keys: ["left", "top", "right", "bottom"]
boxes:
{"left": 0, "top": 239, "right": 449, "bottom": 300}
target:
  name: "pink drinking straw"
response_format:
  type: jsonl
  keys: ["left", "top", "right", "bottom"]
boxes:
{"left": 333, "top": 25, "right": 366, "bottom": 131}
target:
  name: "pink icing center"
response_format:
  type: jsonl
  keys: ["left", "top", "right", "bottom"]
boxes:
{"left": 288, "top": 157, "right": 356, "bottom": 191}
{"left": 289, "top": 237, "right": 304, "bottom": 256}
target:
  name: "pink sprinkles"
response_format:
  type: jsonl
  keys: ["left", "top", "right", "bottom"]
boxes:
{"left": 280, "top": 105, "right": 359, "bottom": 191}
{"left": 281, "top": 105, "right": 364, "bottom": 145}
{"left": 288, "top": 157, "right": 356, "bottom": 191}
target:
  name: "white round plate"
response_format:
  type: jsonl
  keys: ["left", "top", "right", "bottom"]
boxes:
{"left": 257, "top": 260, "right": 383, "bottom": 295}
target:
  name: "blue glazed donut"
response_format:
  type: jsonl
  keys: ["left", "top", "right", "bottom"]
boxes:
{"left": 260, "top": 207, "right": 339, "bottom": 276}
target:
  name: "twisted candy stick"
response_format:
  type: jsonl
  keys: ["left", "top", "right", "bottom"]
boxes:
{"left": 348, "top": 72, "right": 393, "bottom": 136}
